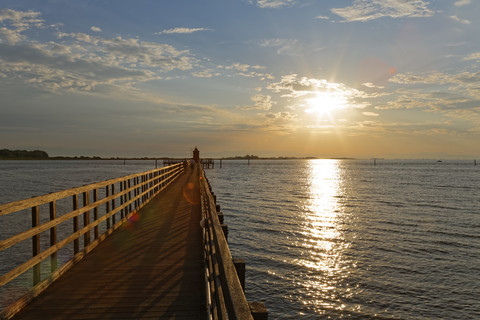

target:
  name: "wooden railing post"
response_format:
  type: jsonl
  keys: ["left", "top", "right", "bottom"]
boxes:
{"left": 120, "top": 181, "right": 124, "bottom": 218}
{"left": 127, "top": 180, "right": 132, "bottom": 213}
{"left": 141, "top": 175, "right": 145, "bottom": 203}
{"left": 105, "top": 185, "right": 111, "bottom": 230}
{"left": 111, "top": 184, "right": 116, "bottom": 226}
{"left": 72, "top": 194, "right": 79, "bottom": 254}
{"left": 149, "top": 173, "right": 153, "bottom": 198}
{"left": 31, "top": 205, "right": 40, "bottom": 286}
{"left": 49, "top": 201, "right": 58, "bottom": 272}
{"left": 93, "top": 189, "right": 99, "bottom": 240}
{"left": 82, "top": 191, "right": 90, "bottom": 247}
{"left": 134, "top": 177, "right": 139, "bottom": 208}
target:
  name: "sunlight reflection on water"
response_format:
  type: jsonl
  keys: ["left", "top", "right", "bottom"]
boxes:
{"left": 296, "top": 159, "right": 351, "bottom": 314}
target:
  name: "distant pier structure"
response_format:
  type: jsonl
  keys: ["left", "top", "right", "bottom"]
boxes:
{"left": 201, "top": 158, "right": 215, "bottom": 169}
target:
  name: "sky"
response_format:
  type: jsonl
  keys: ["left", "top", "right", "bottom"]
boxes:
{"left": 1, "top": 0, "right": 480, "bottom": 158}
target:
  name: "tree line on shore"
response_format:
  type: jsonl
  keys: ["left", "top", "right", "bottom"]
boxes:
{"left": 0, "top": 149, "right": 49, "bottom": 159}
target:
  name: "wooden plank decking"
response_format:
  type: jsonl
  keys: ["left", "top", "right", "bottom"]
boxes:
{"left": 11, "top": 167, "right": 206, "bottom": 320}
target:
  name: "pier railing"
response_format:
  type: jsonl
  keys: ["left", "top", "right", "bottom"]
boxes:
{"left": 0, "top": 163, "right": 184, "bottom": 318}
{"left": 200, "top": 168, "right": 267, "bottom": 320}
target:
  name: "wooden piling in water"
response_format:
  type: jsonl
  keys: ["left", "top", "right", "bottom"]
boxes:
{"left": 233, "top": 258, "right": 246, "bottom": 292}
{"left": 249, "top": 302, "right": 268, "bottom": 320}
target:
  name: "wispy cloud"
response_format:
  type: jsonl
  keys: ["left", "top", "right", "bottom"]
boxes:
{"left": 252, "top": 0, "right": 296, "bottom": 9}
{"left": 259, "top": 38, "right": 299, "bottom": 55}
{"left": 155, "top": 27, "right": 213, "bottom": 35}
{"left": 219, "top": 63, "right": 273, "bottom": 80}
{"left": 90, "top": 26, "right": 102, "bottom": 32}
{"left": 464, "top": 52, "right": 480, "bottom": 61}
{"left": 362, "top": 82, "right": 385, "bottom": 89}
{"left": 450, "top": 15, "right": 471, "bottom": 24}
{"left": 389, "top": 71, "right": 480, "bottom": 86}
{"left": 454, "top": 0, "right": 471, "bottom": 7}
{"left": 331, "top": 0, "right": 434, "bottom": 22}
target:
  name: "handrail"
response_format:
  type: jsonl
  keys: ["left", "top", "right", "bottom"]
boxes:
{"left": 0, "top": 163, "right": 185, "bottom": 319}
{"left": 199, "top": 167, "right": 254, "bottom": 320}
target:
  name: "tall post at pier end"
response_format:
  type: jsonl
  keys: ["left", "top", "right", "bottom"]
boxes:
{"left": 193, "top": 146, "right": 200, "bottom": 163}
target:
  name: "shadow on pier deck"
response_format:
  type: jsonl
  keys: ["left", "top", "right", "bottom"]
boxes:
{"left": 12, "top": 167, "right": 205, "bottom": 320}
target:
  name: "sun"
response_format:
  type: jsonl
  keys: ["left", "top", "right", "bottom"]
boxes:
{"left": 305, "top": 92, "right": 348, "bottom": 117}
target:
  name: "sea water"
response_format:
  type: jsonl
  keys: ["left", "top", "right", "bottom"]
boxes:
{"left": 206, "top": 159, "right": 480, "bottom": 319}
{"left": 1, "top": 159, "right": 479, "bottom": 319}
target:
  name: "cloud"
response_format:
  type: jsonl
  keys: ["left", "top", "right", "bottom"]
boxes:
{"left": 0, "top": 9, "right": 44, "bottom": 28}
{"left": 90, "top": 26, "right": 102, "bottom": 32}
{"left": 464, "top": 52, "right": 480, "bottom": 61}
{"left": 0, "top": 43, "right": 149, "bottom": 93}
{"left": 0, "top": 9, "right": 44, "bottom": 44}
{"left": 390, "top": 71, "right": 480, "bottom": 86}
{"left": 241, "top": 94, "right": 275, "bottom": 110}
{"left": 377, "top": 69, "right": 480, "bottom": 124}
{"left": 219, "top": 63, "right": 273, "bottom": 80}
{"left": 315, "top": 16, "right": 330, "bottom": 20}
{"left": 0, "top": 27, "right": 23, "bottom": 44}
{"left": 389, "top": 71, "right": 451, "bottom": 84}
{"left": 362, "top": 111, "right": 379, "bottom": 117}
{"left": 362, "top": 82, "right": 385, "bottom": 89}
{"left": 57, "top": 33, "right": 194, "bottom": 71}
{"left": 155, "top": 27, "right": 213, "bottom": 35}
{"left": 331, "top": 0, "right": 434, "bottom": 22}
{"left": 191, "top": 69, "right": 216, "bottom": 78}
{"left": 454, "top": 0, "right": 471, "bottom": 7}
{"left": 259, "top": 38, "right": 299, "bottom": 55}
{"left": 450, "top": 15, "right": 471, "bottom": 24}
{"left": 262, "top": 111, "right": 298, "bottom": 132}
{"left": 0, "top": 11, "right": 197, "bottom": 96}
{"left": 252, "top": 0, "right": 296, "bottom": 8}
{"left": 267, "top": 74, "right": 366, "bottom": 99}
{"left": 266, "top": 74, "right": 371, "bottom": 113}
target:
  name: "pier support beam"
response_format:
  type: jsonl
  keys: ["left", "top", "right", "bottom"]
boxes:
{"left": 249, "top": 301, "right": 268, "bottom": 320}
{"left": 221, "top": 224, "right": 228, "bottom": 241}
{"left": 217, "top": 212, "right": 224, "bottom": 224}
{"left": 233, "top": 257, "right": 245, "bottom": 292}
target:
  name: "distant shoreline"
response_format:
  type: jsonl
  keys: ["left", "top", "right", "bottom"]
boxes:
{"left": 1, "top": 149, "right": 356, "bottom": 160}
{"left": 0, "top": 156, "right": 357, "bottom": 161}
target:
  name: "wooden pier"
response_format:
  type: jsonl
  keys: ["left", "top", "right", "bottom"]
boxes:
{"left": 201, "top": 159, "right": 215, "bottom": 169}
{"left": 0, "top": 161, "right": 267, "bottom": 319}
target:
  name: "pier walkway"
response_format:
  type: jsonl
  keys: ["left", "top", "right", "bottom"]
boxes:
{"left": 11, "top": 167, "right": 205, "bottom": 320}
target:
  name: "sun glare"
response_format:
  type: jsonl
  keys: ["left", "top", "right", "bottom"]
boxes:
{"left": 305, "top": 92, "right": 348, "bottom": 117}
